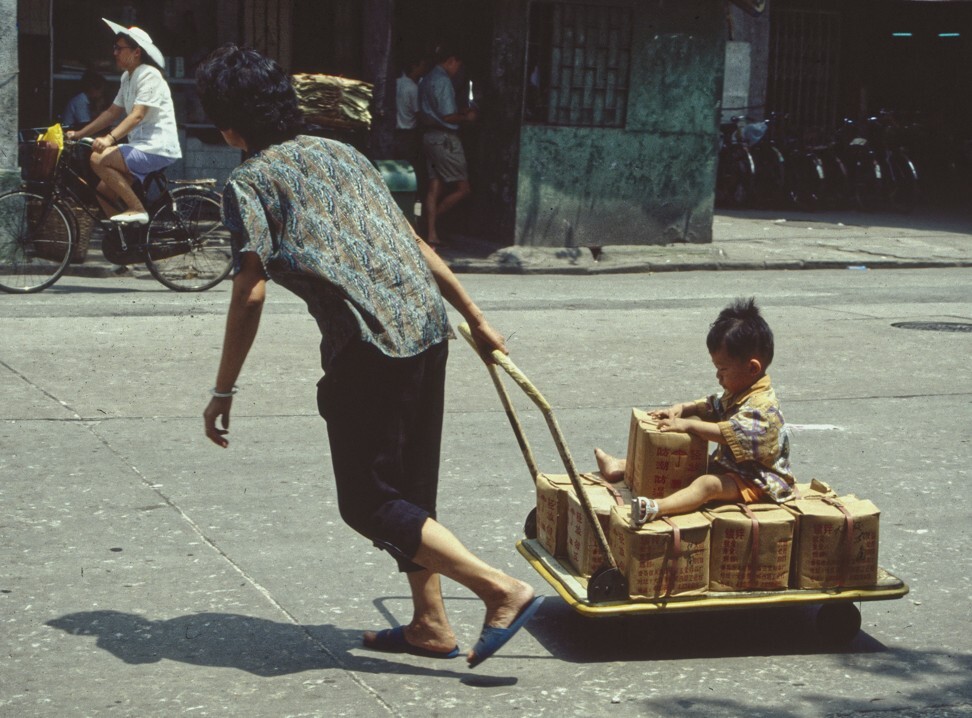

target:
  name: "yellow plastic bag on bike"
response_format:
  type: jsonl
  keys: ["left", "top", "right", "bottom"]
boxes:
{"left": 37, "top": 123, "right": 64, "bottom": 158}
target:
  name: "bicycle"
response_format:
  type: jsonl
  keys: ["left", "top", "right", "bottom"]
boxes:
{"left": 865, "top": 111, "right": 919, "bottom": 213}
{"left": 715, "top": 116, "right": 757, "bottom": 208}
{"left": 0, "top": 130, "right": 232, "bottom": 294}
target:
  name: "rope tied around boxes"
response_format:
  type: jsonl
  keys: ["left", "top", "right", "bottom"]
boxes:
{"left": 738, "top": 503, "right": 762, "bottom": 591}
{"left": 661, "top": 517, "right": 682, "bottom": 597}
{"left": 823, "top": 497, "right": 855, "bottom": 588}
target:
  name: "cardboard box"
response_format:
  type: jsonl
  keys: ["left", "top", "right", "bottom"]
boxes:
{"left": 608, "top": 507, "right": 711, "bottom": 599}
{"left": 786, "top": 495, "right": 880, "bottom": 589}
{"left": 535, "top": 472, "right": 603, "bottom": 557}
{"left": 624, "top": 408, "right": 708, "bottom": 498}
{"left": 565, "top": 482, "right": 631, "bottom": 576}
{"left": 705, "top": 503, "right": 795, "bottom": 591}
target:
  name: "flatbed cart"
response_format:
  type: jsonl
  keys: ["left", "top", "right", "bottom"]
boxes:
{"left": 458, "top": 323, "right": 909, "bottom": 644}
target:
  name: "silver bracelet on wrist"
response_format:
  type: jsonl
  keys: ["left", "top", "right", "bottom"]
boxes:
{"left": 210, "top": 386, "right": 238, "bottom": 398}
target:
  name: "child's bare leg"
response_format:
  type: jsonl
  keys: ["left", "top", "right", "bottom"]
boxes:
{"left": 594, "top": 448, "right": 626, "bottom": 483}
{"left": 655, "top": 473, "right": 742, "bottom": 517}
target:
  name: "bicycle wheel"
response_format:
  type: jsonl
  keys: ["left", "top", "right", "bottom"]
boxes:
{"left": 716, "top": 146, "right": 756, "bottom": 208}
{"left": 145, "top": 187, "right": 232, "bottom": 291}
{"left": 0, "top": 190, "right": 74, "bottom": 293}
{"left": 888, "top": 151, "right": 918, "bottom": 213}
{"left": 786, "top": 152, "right": 824, "bottom": 211}
{"left": 852, "top": 155, "right": 884, "bottom": 212}
{"left": 752, "top": 144, "right": 786, "bottom": 209}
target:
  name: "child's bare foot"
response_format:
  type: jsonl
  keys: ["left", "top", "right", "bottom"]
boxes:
{"left": 594, "top": 447, "right": 626, "bottom": 483}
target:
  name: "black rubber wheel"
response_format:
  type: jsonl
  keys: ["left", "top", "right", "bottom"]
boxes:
{"left": 888, "top": 152, "right": 918, "bottom": 213}
{"left": 853, "top": 157, "right": 884, "bottom": 212}
{"left": 145, "top": 187, "right": 232, "bottom": 291}
{"left": 815, "top": 602, "right": 862, "bottom": 646}
{"left": 524, "top": 507, "right": 538, "bottom": 539}
{"left": 787, "top": 153, "right": 824, "bottom": 211}
{"left": 0, "top": 191, "right": 74, "bottom": 294}
{"left": 716, "top": 147, "right": 756, "bottom": 208}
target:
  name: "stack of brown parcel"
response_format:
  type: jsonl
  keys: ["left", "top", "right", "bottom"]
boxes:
{"left": 609, "top": 410, "right": 882, "bottom": 599}
{"left": 534, "top": 472, "right": 631, "bottom": 577}
{"left": 534, "top": 409, "right": 882, "bottom": 600}
{"left": 609, "top": 409, "right": 712, "bottom": 598}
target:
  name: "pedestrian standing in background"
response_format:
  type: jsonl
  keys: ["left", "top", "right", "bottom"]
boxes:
{"left": 395, "top": 54, "right": 430, "bottom": 201}
{"left": 418, "top": 46, "right": 476, "bottom": 249}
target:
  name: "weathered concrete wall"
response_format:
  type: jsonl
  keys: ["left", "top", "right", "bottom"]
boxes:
{"left": 1, "top": 0, "right": 19, "bottom": 192}
{"left": 515, "top": 0, "right": 725, "bottom": 246}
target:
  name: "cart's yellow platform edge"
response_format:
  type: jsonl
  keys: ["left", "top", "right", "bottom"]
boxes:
{"left": 517, "top": 538, "right": 909, "bottom": 618}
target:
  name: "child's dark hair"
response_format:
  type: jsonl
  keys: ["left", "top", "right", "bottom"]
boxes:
{"left": 706, "top": 297, "right": 774, "bottom": 367}
{"left": 195, "top": 44, "right": 305, "bottom": 152}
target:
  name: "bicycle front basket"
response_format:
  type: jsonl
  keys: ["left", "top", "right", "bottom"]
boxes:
{"left": 26, "top": 199, "right": 72, "bottom": 262}
{"left": 19, "top": 141, "right": 60, "bottom": 183}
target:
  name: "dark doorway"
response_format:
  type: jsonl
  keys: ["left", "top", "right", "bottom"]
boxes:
{"left": 393, "top": 0, "right": 495, "bottom": 241}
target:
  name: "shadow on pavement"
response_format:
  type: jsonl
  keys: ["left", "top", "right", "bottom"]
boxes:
{"left": 527, "top": 600, "right": 888, "bottom": 663}
{"left": 45, "top": 609, "right": 515, "bottom": 686}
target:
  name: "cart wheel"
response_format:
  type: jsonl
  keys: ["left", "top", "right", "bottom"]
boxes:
{"left": 524, "top": 508, "right": 538, "bottom": 539}
{"left": 588, "top": 566, "right": 629, "bottom": 603}
{"left": 815, "top": 602, "right": 861, "bottom": 645}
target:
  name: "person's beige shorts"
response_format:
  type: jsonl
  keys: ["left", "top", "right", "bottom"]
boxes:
{"left": 423, "top": 130, "right": 468, "bottom": 183}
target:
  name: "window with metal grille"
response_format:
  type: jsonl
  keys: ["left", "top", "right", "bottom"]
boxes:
{"left": 525, "top": 2, "right": 633, "bottom": 127}
{"left": 767, "top": 8, "right": 842, "bottom": 132}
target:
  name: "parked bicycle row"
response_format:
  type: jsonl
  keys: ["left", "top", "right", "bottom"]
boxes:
{"left": 716, "top": 111, "right": 920, "bottom": 213}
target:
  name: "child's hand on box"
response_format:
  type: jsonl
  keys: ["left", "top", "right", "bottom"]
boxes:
{"left": 655, "top": 415, "right": 687, "bottom": 433}
{"left": 650, "top": 404, "right": 684, "bottom": 422}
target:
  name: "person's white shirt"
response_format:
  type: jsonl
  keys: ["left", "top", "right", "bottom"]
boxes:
{"left": 113, "top": 64, "right": 182, "bottom": 159}
{"left": 396, "top": 73, "right": 419, "bottom": 130}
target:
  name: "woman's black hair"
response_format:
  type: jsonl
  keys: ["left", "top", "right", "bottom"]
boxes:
{"left": 706, "top": 297, "right": 775, "bottom": 367}
{"left": 195, "top": 44, "right": 305, "bottom": 152}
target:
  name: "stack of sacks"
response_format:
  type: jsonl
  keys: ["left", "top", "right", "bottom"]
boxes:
{"left": 292, "top": 74, "right": 373, "bottom": 130}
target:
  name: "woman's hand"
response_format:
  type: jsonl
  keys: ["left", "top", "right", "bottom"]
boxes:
{"left": 203, "top": 396, "right": 233, "bottom": 447}
{"left": 469, "top": 316, "right": 508, "bottom": 363}
{"left": 91, "top": 135, "right": 114, "bottom": 153}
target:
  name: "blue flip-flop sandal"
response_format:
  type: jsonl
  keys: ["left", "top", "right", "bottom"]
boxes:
{"left": 468, "top": 595, "right": 545, "bottom": 668}
{"left": 364, "top": 625, "right": 460, "bottom": 659}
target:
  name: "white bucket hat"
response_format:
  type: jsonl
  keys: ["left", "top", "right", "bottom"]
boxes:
{"left": 103, "top": 18, "right": 165, "bottom": 69}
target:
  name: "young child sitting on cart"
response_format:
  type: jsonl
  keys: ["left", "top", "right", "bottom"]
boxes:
{"left": 595, "top": 297, "right": 795, "bottom": 528}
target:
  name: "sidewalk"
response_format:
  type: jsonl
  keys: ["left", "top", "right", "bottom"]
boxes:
{"left": 65, "top": 206, "right": 972, "bottom": 278}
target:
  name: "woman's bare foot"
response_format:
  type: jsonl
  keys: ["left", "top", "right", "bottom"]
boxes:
{"left": 362, "top": 619, "right": 458, "bottom": 654}
{"left": 468, "top": 578, "right": 536, "bottom": 665}
{"left": 594, "top": 447, "right": 626, "bottom": 483}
